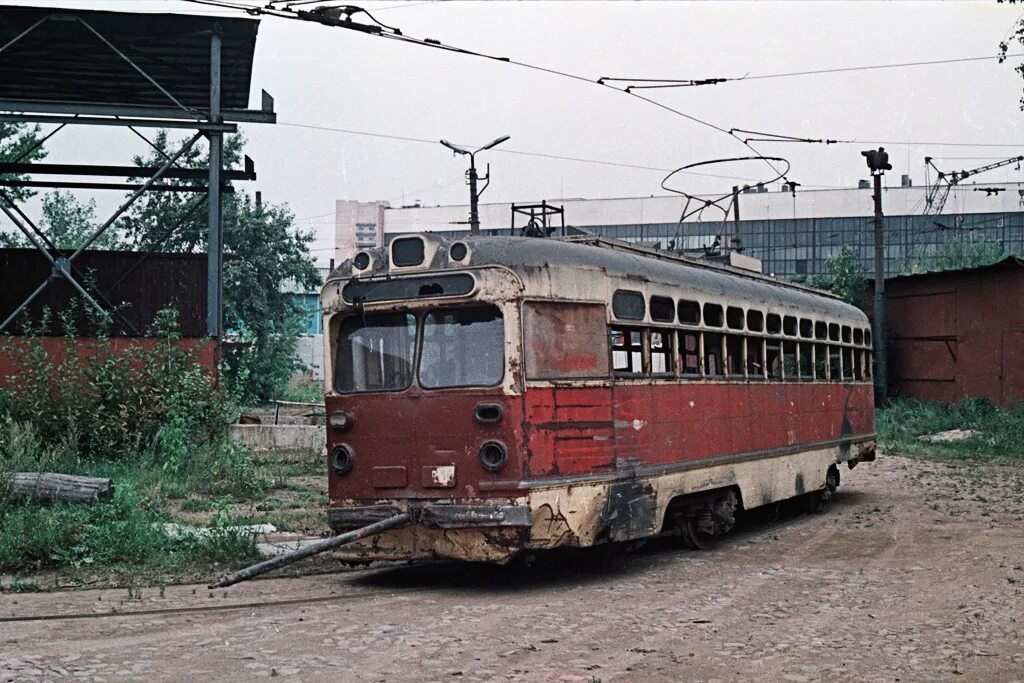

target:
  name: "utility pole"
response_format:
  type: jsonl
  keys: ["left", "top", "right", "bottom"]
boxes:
{"left": 861, "top": 147, "right": 892, "bottom": 405}
{"left": 440, "top": 135, "right": 510, "bottom": 234}
{"left": 731, "top": 185, "right": 740, "bottom": 252}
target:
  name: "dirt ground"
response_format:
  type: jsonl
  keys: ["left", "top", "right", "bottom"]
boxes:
{"left": 2, "top": 453, "right": 1023, "bottom": 682}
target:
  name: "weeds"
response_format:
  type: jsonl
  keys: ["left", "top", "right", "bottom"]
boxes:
{"left": 0, "top": 306, "right": 271, "bottom": 579}
{"left": 878, "top": 397, "right": 1024, "bottom": 461}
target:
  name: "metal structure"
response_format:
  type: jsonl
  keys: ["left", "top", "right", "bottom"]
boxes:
{"left": 510, "top": 200, "right": 565, "bottom": 237}
{"left": 440, "top": 135, "right": 509, "bottom": 234}
{"left": 0, "top": 6, "right": 274, "bottom": 339}
{"left": 924, "top": 155, "right": 1024, "bottom": 215}
{"left": 883, "top": 257, "right": 1024, "bottom": 405}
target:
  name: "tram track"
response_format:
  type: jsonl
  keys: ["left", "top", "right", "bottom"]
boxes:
{"left": 0, "top": 502, "right": 823, "bottom": 625}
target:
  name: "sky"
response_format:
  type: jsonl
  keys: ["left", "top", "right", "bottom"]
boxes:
{"left": 4, "top": 0, "right": 1024, "bottom": 264}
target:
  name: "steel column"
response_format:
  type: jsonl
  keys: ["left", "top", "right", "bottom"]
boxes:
{"left": 207, "top": 30, "right": 224, "bottom": 340}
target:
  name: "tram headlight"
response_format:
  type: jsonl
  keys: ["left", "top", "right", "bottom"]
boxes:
{"left": 328, "top": 410, "right": 353, "bottom": 431}
{"left": 449, "top": 241, "right": 469, "bottom": 262}
{"left": 331, "top": 444, "right": 354, "bottom": 476}
{"left": 478, "top": 440, "right": 508, "bottom": 472}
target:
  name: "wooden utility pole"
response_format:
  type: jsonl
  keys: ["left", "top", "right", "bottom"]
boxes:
{"left": 862, "top": 147, "right": 891, "bottom": 405}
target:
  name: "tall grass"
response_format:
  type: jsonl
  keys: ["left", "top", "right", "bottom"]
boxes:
{"left": 877, "top": 397, "right": 1024, "bottom": 461}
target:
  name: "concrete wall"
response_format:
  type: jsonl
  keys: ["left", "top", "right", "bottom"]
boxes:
{"left": 294, "top": 334, "right": 324, "bottom": 379}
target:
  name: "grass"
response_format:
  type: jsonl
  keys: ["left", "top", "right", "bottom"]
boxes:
{"left": 877, "top": 397, "right": 1024, "bottom": 462}
{"left": 0, "top": 429, "right": 326, "bottom": 585}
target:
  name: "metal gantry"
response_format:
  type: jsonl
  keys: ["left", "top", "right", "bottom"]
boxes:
{"left": 0, "top": 6, "right": 274, "bottom": 339}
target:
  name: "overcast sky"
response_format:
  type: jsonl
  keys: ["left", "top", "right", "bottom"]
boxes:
{"left": 5, "top": 0, "right": 1024, "bottom": 264}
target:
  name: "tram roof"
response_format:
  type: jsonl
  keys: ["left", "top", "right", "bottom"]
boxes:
{"left": 462, "top": 235, "right": 865, "bottom": 323}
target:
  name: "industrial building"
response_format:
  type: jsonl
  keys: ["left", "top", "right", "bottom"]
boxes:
{"left": 335, "top": 180, "right": 1024, "bottom": 279}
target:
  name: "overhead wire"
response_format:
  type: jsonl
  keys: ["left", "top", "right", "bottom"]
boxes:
{"left": 176, "top": 0, "right": 1024, "bottom": 201}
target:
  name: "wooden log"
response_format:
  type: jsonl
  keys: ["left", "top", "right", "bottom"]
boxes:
{"left": 8, "top": 473, "right": 114, "bottom": 503}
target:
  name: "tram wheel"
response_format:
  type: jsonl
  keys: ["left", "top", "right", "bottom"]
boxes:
{"left": 682, "top": 517, "right": 712, "bottom": 550}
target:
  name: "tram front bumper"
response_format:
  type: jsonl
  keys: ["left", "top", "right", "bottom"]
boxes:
{"left": 328, "top": 503, "right": 533, "bottom": 532}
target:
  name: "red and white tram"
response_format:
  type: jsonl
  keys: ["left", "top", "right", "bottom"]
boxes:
{"left": 320, "top": 234, "right": 876, "bottom": 562}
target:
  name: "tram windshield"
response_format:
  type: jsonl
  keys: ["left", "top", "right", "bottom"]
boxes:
{"left": 420, "top": 306, "right": 504, "bottom": 389}
{"left": 335, "top": 306, "right": 504, "bottom": 393}
{"left": 336, "top": 312, "right": 416, "bottom": 393}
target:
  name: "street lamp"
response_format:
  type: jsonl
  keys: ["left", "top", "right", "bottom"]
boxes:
{"left": 440, "top": 135, "right": 510, "bottom": 234}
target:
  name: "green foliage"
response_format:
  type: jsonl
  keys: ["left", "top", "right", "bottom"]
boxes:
{"left": 0, "top": 307, "right": 225, "bottom": 465}
{"left": 901, "top": 233, "right": 1006, "bottom": 275}
{"left": 0, "top": 191, "right": 119, "bottom": 251}
{"left": 0, "top": 484, "right": 259, "bottom": 574}
{"left": 877, "top": 397, "right": 1024, "bottom": 461}
{"left": 0, "top": 122, "right": 48, "bottom": 246}
{"left": 115, "top": 131, "right": 322, "bottom": 402}
{"left": 0, "top": 122, "right": 46, "bottom": 202}
{"left": 806, "top": 246, "right": 868, "bottom": 309}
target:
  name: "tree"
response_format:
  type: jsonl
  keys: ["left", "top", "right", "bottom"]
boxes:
{"left": 0, "top": 122, "right": 46, "bottom": 201}
{"left": 0, "top": 122, "right": 47, "bottom": 246}
{"left": 902, "top": 233, "right": 1005, "bottom": 274}
{"left": 0, "top": 191, "right": 120, "bottom": 250}
{"left": 807, "top": 246, "right": 869, "bottom": 309}
{"left": 117, "top": 131, "right": 321, "bottom": 401}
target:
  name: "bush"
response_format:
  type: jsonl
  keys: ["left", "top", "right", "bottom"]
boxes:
{"left": 0, "top": 307, "right": 229, "bottom": 465}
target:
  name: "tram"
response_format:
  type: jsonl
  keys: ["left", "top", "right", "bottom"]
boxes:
{"left": 319, "top": 234, "right": 876, "bottom": 562}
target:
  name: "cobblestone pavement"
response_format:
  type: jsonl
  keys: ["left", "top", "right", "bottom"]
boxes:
{"left": 2, "top": 454, "right": 1023, "bottom": 682}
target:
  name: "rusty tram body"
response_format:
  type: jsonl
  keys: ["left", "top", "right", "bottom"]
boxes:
{"left": 320, "top": 234, "right": 876, "bottom": 563}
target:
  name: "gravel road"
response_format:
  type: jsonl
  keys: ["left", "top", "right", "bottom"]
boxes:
{"left": 2, "top": 453, "right": 1023, "bottom": 682}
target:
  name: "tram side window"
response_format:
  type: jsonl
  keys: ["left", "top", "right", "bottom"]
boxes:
{"left": 746, "top": 336, "right": 765, "bottom": 378}
{"left": 611, "top": 327, "right": 644, "bottom": 374}
{"left": 829, "top": 346, "right": 842, "bottom": 381}
{"left": 782, "top": 340, "right": 798, "bottom": 379}
{"left": 798, "top": 342, "right": 813, "bottom": 380}
{"left": 865, "top": 351, "right": 873, "bottom": 380}
{"left": 726, "top": 335, "right": 744, "bottom": 377}
{"left": 854, "top": 349, "right": 864, "bottom": 381}
{"left": 766, "top": 340, "right": 782, "bottom": 380}
{"left": 704, "top": 332, "right": 725, "bottom": 377}
{"left": 680, "top": 331, "right": 701, "bottom": 375}
{"left": 842, "top": 347, "right": 854, "bottom": 381}
{"left": 650, "top": 330, "right": 674, "bottom": 374}
{"left": 523, "top": 302, "right": 610, "bottom": 380}
{"left": 814, "top": 343, "right": 829, "bottom": 380}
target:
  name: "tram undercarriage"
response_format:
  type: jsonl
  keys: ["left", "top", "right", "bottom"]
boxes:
{"left": 327, "top": 439, "right": 876, "bottom": 563}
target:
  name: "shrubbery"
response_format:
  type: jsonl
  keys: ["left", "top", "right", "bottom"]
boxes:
{"left": 0, "top": 307, "right": 265, "bottom": 576}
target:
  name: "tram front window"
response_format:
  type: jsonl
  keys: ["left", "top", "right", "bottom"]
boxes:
{"left": 336, "top": 312, "right": 416, "bottom": 393}
{"left": 420, "top": 306, "right": 504, "bottom": 389}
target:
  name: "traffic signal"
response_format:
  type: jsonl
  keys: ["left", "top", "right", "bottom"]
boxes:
{"left": 861, "top": 147, "right": 892, "bottom": 173}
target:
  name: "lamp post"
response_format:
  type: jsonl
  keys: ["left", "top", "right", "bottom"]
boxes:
{"left": 440, "top": 135, "right": 510, "bottom": 234}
